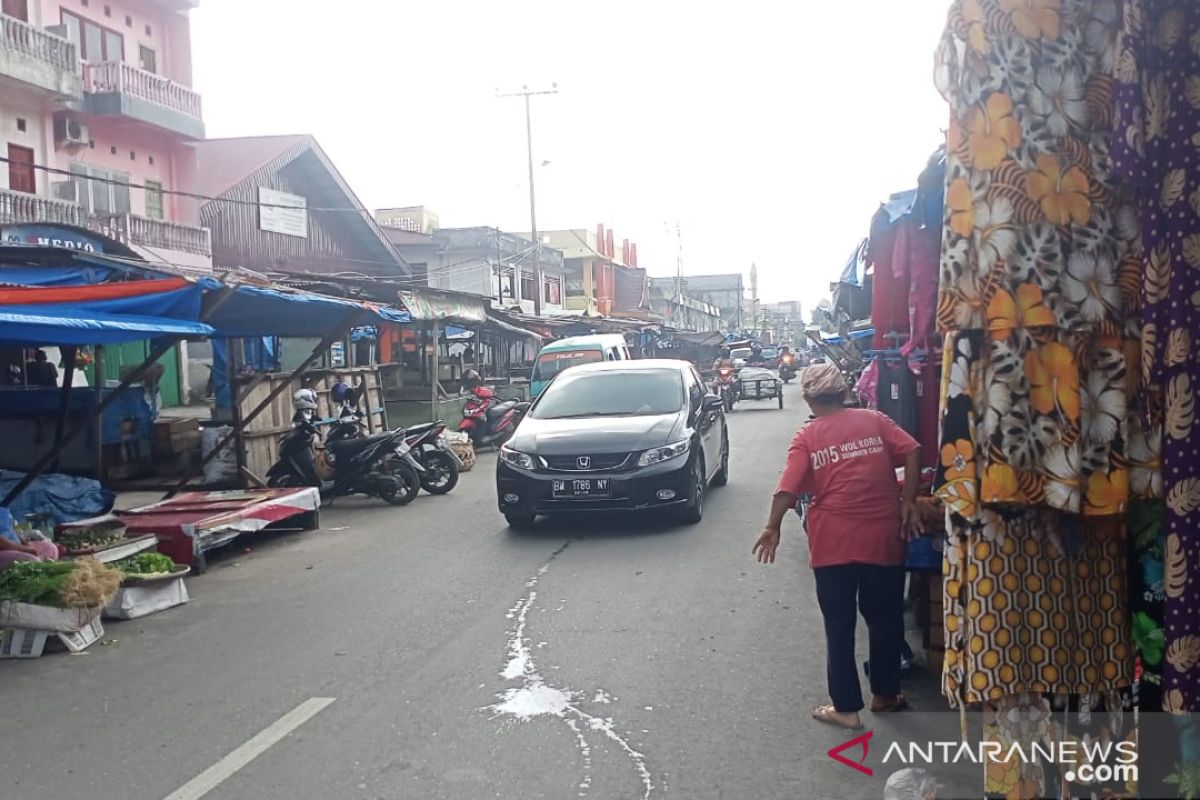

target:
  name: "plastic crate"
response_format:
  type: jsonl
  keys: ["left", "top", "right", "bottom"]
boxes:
{"left": 0, "top": 628, "right": 50, "bottom": 659}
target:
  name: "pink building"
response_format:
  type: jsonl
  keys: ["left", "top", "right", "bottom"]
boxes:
{"left": 0, "top": 0, "right": 209, "bottom": 270}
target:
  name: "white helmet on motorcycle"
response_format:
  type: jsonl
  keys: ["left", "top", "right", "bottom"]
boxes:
{"left": 292, "top": 388, "right": 318, "bottom": 412}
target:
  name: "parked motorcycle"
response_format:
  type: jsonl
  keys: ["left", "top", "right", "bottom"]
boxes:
{"left": 779, "top": 353, "right": 797, "bottom": 383}
{"left": 324, "top": 383, "right": 459, "bottom": 495}
{"left": 266, "top": 389, "right": 420, "bottom": 506}
{"left": 403, "top": 421, "right": 461, "bottom": 494}
{"left": 459, "top": 383, "right": 530, "bottom": 448}
{"left": 711, "top": 367, "right": 739, "bottom": 411}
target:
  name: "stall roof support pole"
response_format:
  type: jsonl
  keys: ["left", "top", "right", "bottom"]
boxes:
{"left": 431, "top": 320, "right": 440, "bottom": 423}
{"left": 50, "top": 345, "right": 78, "bottom": 473}
{"left": 2, "top": 337, "right": 182, "bottom": 507}
{"left": 166, "top": 310, "right": 364, "bottom": 497}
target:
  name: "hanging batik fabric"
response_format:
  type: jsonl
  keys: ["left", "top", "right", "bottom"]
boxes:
{"left": 934, "top": 0, "right": 1140, "bottom": 710}
{"left": 1113, "top": 0, "right": 1200, "bottom": 712}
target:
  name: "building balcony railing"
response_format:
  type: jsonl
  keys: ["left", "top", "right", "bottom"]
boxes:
{"left": 94, "top": 212, "right": 212, "bottom": 257}
{"left": 0, "top": 15, "right": 81, "bottom": 98}
{"left": 82, "top": 60, "right": 202, "bottom": 119}
{"left": 0, "top": 189, "right": 86, "bottom": 227}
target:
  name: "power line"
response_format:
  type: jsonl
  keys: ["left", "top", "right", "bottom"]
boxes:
{"left": 0, "top": 155, "right": 386, "bottom": 214}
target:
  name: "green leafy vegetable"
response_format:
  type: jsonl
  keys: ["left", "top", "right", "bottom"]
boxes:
{"left": 113, "top": 552, "right": 177, "bottom": 576}
{"left": 0, "top": 560, "right": 78, "bottom": 605}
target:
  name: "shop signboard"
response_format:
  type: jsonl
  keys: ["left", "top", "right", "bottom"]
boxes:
{"left": 0, "top": 224, "right": 112, "bottom": 253}
{"left": 258, "top": 186, "right": 308, "bottom": 239}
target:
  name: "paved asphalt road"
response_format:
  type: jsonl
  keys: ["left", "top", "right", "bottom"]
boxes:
{"left": 0, "top": 381, "right": 947, "bottom": 800}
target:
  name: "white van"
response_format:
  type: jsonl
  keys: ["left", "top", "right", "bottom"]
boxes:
{"left": 530, "top": 334, "right": 632, "bottom": 397}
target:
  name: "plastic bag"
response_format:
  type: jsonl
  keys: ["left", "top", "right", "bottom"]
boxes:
{"left": 883, "top": 768, "right": 939, "bottom": 800}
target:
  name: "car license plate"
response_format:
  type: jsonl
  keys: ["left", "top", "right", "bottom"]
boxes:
{"left": 552, "top": 478, "right": 610, "bottom": 498}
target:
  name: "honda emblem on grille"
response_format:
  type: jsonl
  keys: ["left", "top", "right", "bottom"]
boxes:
{"left": 577, "top": 456, "right": 591, "bottom": 469}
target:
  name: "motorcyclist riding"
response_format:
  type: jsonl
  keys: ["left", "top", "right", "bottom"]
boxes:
{"left": 712, "top": 347, "right": 735, "bottom": 374}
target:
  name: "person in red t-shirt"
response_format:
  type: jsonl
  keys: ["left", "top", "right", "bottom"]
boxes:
{"left": 753, "top": 362, "right": 921, "bottom": 730}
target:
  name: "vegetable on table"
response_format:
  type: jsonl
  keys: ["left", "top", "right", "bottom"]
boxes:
{"left": 113, "top": 552, "right": 177, "bottom": 579}
{"left": 0, "top": 558, "right": 121, "bottom": 607}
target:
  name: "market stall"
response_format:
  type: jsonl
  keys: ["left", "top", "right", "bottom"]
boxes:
{"left": 64, "top": 488, "right": 321, "bottom": 574}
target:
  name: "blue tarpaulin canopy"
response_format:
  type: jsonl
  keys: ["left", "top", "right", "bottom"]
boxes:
{"left": 0, "top": 306, "right": 213, "bottom": 345}
{"left": 198, "top": 280, "right": 410, "bottom": 337}
{"left": 821, "top": 328, "right": 874, "bottom": 346}
{"left": 0, "top": 249, "right": 412, "bottom": 339}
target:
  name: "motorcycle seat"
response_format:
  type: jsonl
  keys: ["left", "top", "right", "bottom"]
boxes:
{"left": 326, "top": 432, "right": 395, "bottom": 459}
{"left": 487, "top": 401, "right": 517, "bottom": 419}
{"left": 405, "top": 422, "right": 440, "bottom": 436}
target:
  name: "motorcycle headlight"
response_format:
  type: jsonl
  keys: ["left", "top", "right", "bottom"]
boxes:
{"left": 637, "top": 439, "right": 690, "bottom": 468}
{"left": 500, "top": 446, "right": 535, "bottom": 471}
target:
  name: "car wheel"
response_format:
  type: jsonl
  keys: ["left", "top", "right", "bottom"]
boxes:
{"left": 505, "top": 511, "right": 536, "bottom": 529}
{"left": 711, "top": 435, "right": 729, "bottom": 487}
{"left": 678, "top": 454, "right": 705, "bottom": 524}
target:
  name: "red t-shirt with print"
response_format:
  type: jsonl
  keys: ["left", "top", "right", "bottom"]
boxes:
{"left": 776, "top": 408, "right": 920, "bottom": 568}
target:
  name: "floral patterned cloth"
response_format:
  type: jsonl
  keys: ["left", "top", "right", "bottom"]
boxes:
{"left": 982, "top": 693, "right": 1135, "bottom": 800}
{"left": 934, "top": 0, "right": 1144, "bottom": 517}
{"left": 1112, "top": 0, "right": 1200, "bottom": 714}
{"left": 933, "top": 0, "right": 1143, "bottom": 733}
{"left": 934, "top": 328, "right": 1150, "bottom": 520}
{"left": 1129, "top": 499, "right": 1166, "bottom": 710}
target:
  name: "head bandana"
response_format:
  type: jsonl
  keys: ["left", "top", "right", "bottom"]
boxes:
{"left": 801, "top": 362, "right": 847, "bottom": 397}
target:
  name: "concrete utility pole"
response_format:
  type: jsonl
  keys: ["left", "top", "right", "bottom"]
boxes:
{"left": 749, "top": 263, "right": 759, "bottom": 335}
{"left": 673, "top": 222, "right": 683, "bottom": 301}
{"left": 497, "top": 84, "right": 557, "bottom": 317}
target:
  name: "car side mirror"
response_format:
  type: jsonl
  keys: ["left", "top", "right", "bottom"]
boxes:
{"left": 702, "top": 394, "right": 725, "bottom": 412}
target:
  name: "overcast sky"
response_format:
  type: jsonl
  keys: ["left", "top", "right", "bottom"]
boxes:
{"left": 192, "top": 1, "right": 949, "bottom": 310}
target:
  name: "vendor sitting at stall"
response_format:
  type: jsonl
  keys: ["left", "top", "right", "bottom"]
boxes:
{"left": 0, "top": 509, "right": 57, "bottom": 571}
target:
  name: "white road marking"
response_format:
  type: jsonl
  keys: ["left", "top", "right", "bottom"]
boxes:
{"left": 163, "top": 697, "right": 336, "bottom": 800}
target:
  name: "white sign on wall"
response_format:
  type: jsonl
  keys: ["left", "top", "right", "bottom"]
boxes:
{"left": 258, "top": 186, "right": 308, "bottom": 238}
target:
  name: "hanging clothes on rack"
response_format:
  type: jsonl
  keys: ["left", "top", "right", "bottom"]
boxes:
{"left": 1112, "top": 0, "right": 1200, "bottom": 712}
{"left": 876, "top": 354, "right": 918, "bottom": 437}
{"left": 868, "top": 216, "right": 913, "bottom": 351}
{"left": 933, "top": 0, "right": 1141, "bottom": 728}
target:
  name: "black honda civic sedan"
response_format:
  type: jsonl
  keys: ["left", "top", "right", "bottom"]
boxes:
{"left": 496, "top": 359, "right": 729, "bottom": 527}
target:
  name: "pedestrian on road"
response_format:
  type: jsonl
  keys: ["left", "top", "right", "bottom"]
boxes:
{"left": 753, "top": 361, "right": 922, "bottom": 730}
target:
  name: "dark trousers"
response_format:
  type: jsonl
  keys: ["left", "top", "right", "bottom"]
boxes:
{"left": 813, "top": 563, "right": 905, "bottom": 713}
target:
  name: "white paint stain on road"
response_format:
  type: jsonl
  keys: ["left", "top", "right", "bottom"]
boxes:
{"left": 487, "top": 542, "right": 655, "bottom": 799}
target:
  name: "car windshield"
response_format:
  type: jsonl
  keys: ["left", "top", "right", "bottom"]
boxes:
{"left": 532, "top": 349, "right": 604, "bottom": 382}
{"left": 730, "top": 348, "right": 752, "bottom": 360}
{"left": 533, "top": 369, "right": 683, "bottom": 419}
{"left": 762, "top": 349, "right": 778, "bottom": 359}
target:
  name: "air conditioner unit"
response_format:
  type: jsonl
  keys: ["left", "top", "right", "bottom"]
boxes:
{"left": 51, "top": 180, "right": 78, "bottom": 203}
{"left": 44, "top": 24, "right": 70, "bottom": 40}
{"left": 53, "top": 116, "right": 89, "bottom": 150}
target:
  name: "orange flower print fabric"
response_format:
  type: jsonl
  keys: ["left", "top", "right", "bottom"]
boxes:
{"left": 934, "top": 330, "right": 1134, "bottom": 518}
{"left": 933, "top": 0, "right": 1143, "bottom": 519}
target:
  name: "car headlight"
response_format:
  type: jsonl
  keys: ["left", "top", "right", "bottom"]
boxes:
{"left": 499, "top": 446, "right": 535, "bottom": 471}
{"left": 637, "top": 439, "right": 690, "bottom": 467}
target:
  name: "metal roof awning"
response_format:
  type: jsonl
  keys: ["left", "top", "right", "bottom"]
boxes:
{"left": 396, "top": 289, "right": 488, "bottom": 324}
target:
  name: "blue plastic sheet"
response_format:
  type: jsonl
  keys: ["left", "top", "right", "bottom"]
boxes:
{"left": 0, "top": 471, "right": 115, "bottom": 529}
{"left": 199, "top": 283, "right": 410, "bottom": 337}
{"left": 0, "top": 306, "right": 212, "bottom": 345}
{"left": 212, "top": 338, "right": 281, "bottom": 409}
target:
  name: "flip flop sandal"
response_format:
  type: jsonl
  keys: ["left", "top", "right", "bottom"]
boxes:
{"left": 870, "top": 695, "right": 909, "bottom": 713}
{"left": 811, "top": 704, "right": 864, "bottom": 730}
